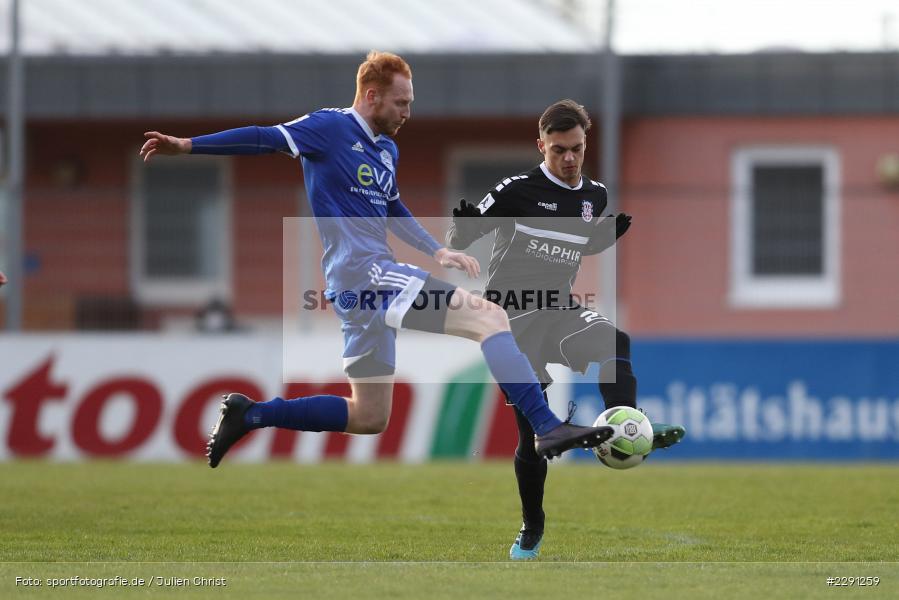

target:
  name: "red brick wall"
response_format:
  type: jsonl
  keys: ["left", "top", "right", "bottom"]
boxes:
{"left": 24, "top": 122, "right": 136, "bottom": 327}
{"left": 21, "top": 116, "right": 898, "bottom": 335}
{"left": 620, "top": 116, "right": 899, "bottom": 336}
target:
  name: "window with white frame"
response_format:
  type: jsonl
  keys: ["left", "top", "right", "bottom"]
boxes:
{"left": 730, "top": 147, "right": 840, "bottom": 308}
{"left": 132, "top": 158, "right": 231, "bottom": 305}
{"left": 455, "top": 157, "right": 536, "bottom": 209}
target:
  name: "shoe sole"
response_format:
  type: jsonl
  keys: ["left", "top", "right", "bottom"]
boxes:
{"left": 510, "top": 537, "right": 543, "bottom": 560}
{"left": 537, "top": 426, "right": 613, "bottom": 460}
{"left": 206, "top": 396, "right": 229, "bottom": 468}
{"left": 509, "top": 546, "right": 541, "bottom": 560}
{"left": 206, "top": 394, "right": 249, "bottom": 468}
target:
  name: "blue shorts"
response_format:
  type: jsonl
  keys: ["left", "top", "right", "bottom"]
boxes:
{"left": 328, "top": 260, "right": 452, "bottom": 376}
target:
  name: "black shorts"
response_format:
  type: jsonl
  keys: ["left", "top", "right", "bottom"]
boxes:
{"left": 510, "top": 305, "right": 616, "bottom": 387}
{"left": 401, "top": 275, "right": 458, "bottom": 334}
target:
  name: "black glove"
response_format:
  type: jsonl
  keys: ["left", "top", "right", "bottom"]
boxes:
{"left": 447, "top": 199, "right": 483, "bottom": 249}
{"left": 615, "top": 213, "right": 632, "bottom": 239}
{"left": 452, "top": 199, "right": 481, "bottom": 219}
{"left": 585, "top": 213, "right": 632, "bottom": 256}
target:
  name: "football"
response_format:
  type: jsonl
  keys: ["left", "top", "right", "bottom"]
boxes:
{"left": 592, "top": 406, "right": 654, "bottom": 470}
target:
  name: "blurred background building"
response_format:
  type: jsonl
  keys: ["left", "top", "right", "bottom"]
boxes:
{"left": 1, "top": 0, "right": 897, "bottom": 463}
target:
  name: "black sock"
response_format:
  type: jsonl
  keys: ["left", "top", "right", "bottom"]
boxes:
{"left": 513, "top": 405, "right": 547, "bottom": 533}
{"left": 599, "top": 330, "right": 637, "bottom": 409}
{"left": 599, "top": 359, "right": 637, "bottom": 409}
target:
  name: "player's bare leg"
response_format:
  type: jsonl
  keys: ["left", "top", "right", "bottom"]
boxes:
{"left": 442, "top": 287, "right": 510, "bottom": 342}
{"left": 344, "top": 378, "right": 394, "bottom": 434}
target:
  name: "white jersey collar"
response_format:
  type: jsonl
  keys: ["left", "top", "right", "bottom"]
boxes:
{"left": 540, "top": 162, "right": 583, "bottom": 190}
{"left": 348, "top": 107, "right": 382, "bottom": 143}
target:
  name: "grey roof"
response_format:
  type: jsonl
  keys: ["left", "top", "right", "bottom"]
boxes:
{"left": 0, "top": 0, "right": 598, "bottom": 55}
{"left": 4, "top": 0, "right": 899, "bottom": 56}
{"left": 4, "top": 52, "right": 899, "bottom": 119}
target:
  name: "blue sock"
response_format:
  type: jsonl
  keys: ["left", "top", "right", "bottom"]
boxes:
{"left": 481, "top": 331, "right": 562, "bottom": 436}
{"left": 243, "top": 395, "right": 348, "bottom": 432}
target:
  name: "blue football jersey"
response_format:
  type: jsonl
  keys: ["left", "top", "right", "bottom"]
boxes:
{"left": 276, "top": 108, "right": 403, "bottom": 295}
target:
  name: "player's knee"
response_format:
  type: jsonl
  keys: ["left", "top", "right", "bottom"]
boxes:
{"left": 444, "top": 293, "right": 511, "bottom": 342}
{"left": 353, "top": 415, "right": 390, "bottom": 435}
{"left": 355, "top": 417, "right": 389, "bottom": 435}
{"left": 353, "top": 409, "right": 390, "bottom": 434}
{"left": 346, "top": 395, "right": 391, "bottom": 434}
{"left": 476, "top": 302, "right": 510, "bottom": 338}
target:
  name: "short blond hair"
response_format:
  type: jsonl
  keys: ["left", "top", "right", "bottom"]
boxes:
{"left": 354, "top": 51, "right": 412, "bottom": 103}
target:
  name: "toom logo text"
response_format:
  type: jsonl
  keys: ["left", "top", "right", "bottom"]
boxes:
{"left": 3, "top": 355, "right": 417, "bottom": 460}
{"left": 0, "top": 336, "right": 522, "bottom": 463}
{"left": 2, "top": 337, "right": 897, "bottom": 462}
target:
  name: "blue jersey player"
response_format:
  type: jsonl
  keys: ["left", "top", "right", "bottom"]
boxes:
{"left": 139, "top": 51, "right": 614, "bottom": 472}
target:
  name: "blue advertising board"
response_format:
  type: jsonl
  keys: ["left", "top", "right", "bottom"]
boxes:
{"left": 571, "top": 340, "right": 899, "bottom": 461}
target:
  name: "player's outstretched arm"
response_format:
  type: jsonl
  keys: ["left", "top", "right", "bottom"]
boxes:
{"left": 140, "top": 126, "right": 292, "bottom": 163}
{"left": 140, "top": 132, "right": 191, "bottom": 162}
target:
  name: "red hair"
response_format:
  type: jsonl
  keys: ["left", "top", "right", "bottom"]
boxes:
{"left": 354, "top": 51, "right": 412, "bottom": 103}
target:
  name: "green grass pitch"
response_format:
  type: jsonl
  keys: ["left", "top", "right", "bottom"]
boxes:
{"left": 1, "top": 461, "right": 897, "bottom": 599}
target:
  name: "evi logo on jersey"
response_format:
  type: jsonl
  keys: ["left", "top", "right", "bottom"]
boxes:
{"left": 356, "top": 163, "right": 395, "bottom": 196}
